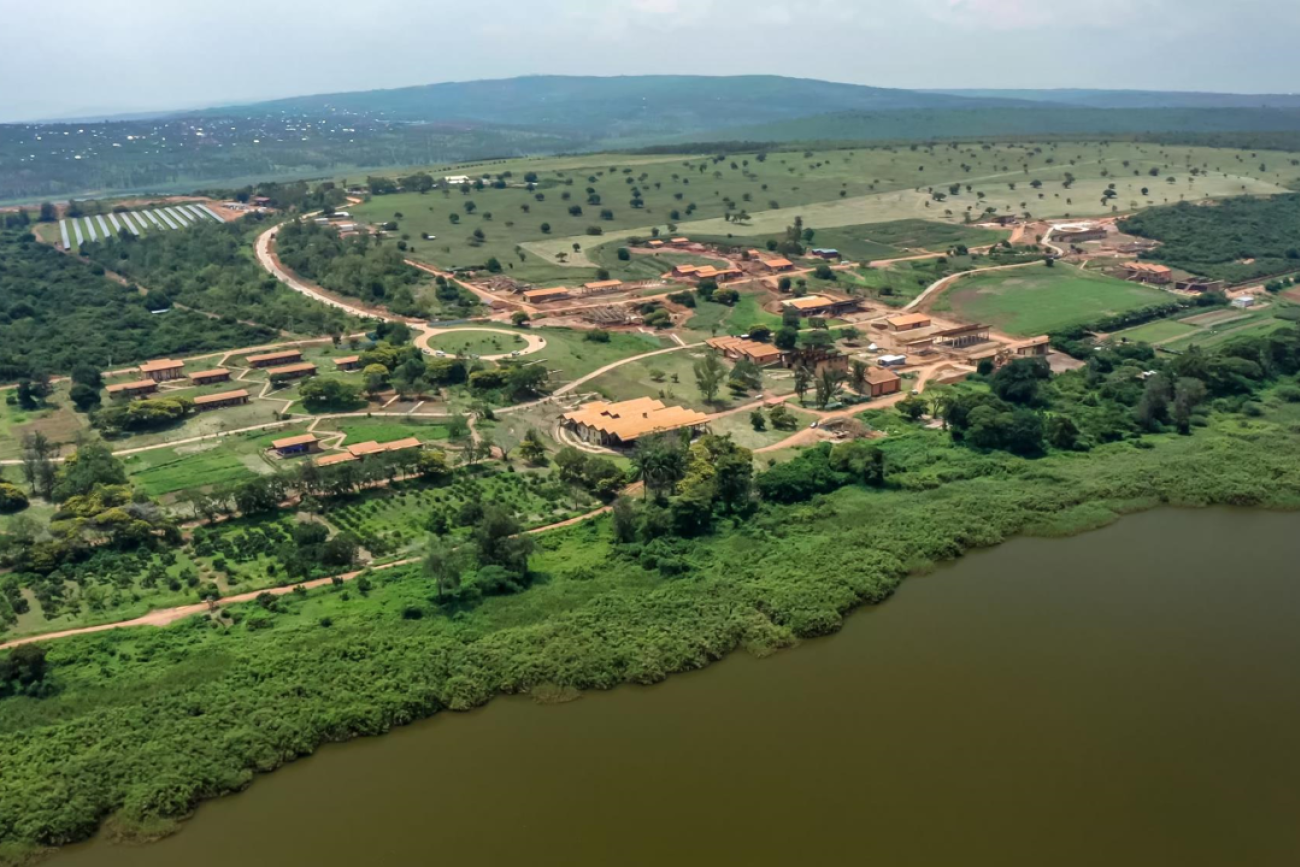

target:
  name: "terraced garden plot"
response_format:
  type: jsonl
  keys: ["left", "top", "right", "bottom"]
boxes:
{"left": 328, "top": 471, "right": 598, "bottom": 556}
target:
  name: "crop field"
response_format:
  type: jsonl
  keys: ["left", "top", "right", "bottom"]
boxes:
{"left": 939, "top": 264, "right": 1170, "bottom": 336}
{"left": 328, "top": 471, "right": 598, "bottom": 556}
{"left": 122, "top": 429, "right": 289, "bottom": 497}
{"left": 349, "top": 143, "right": 1295, "bottom": 288}
{"left": 1160, "top": 311, "right": 1294, "bottom": 352}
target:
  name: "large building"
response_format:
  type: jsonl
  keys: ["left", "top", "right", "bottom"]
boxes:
{"left": 138, "top": 359, "right": 186, "bottom": 382}
{"left": 1010, "top": 336, "right": 1051, "bottom": 357}
{"left": 189, "top": 368, "right": 232, "bottom": 386}
{"left": 562, "top": 397, "right": 710, "bottom": 448}
{"left": 193, "top": 389, "right": 250, "bottom": 411}
{"left": 266, "top": 362, "right": 317, "bottom": 381}
{"left": 1053, "top": 222, "right": 1108, "bottom": 244}
{"left": 761, "top": 258, "right": 795, "bottom": 272}
{"left": 246, "top": 349, "right": 303, "bottom": 368}
{"left": 1123, "top": 262, "right": 1173, "bottom": 285}
{"left": 781, "top": 294, "right": 861, "bottom": 318}
{"left": 522, "top": 287, "right": 571, "bottom": 304}
{"left": 863, "top": 367, "right": 902, "bottom": 398}
{"left": 886, "top": 313, "right": 932, "bottom": 332}
{"left": 934, "top": 324, "right": 991, "bottom": 349}
{"left": 706, "top": 336, "right": 785, "bottom": 366}
{"left": 271, "top": 434, "right": 320, "bottom": 457}
{"left": 106, "top": 379, "right": 159, "bottom": 399}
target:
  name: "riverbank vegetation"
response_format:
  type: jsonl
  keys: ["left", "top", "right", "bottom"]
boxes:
{"left": 2, "top": 318, "right": 1300, "bottom": 862}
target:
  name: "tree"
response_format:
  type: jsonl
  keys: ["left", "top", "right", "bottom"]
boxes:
{"left": 992, "top": 358, "right": 1051, "bottom": 406}
{"left": 511, "top": 311, "right": 530, "bottom": 327}
{"left": 896, "top": 395, "right": 927, "bottom": 420}
{"left": 362, "top": 363, "right": 389, "bottom": 397}
{"left": 518, "top": 429, "right": 547, "bottom": 465}
{"left": 1046, "top": 414, "right": 1082, "bottom": 450}
{"left": 849, "top": 359, "right": 869, "bottom": 395}
{"left": 423, "top": 535, "right": 464, "bottom": 601}
{"left": 1172, "top": 377, "right": 1208, "bottom": 435}
{"left": 693, "top": 351, "right": 728, "bottom": 405}
{"left": 813, "top": 367, "right": 847, "bottom": 409}
{"left": 774, "top": 326, "right": 799, "bottom": 351}
{"left": 38, "top": 202, "right": 57, "bottom": 223}
{"left": 632, "top": 433, "right": 689, "bottom": 500}
{"left": 750, "top": 410, "right": 767, "bottom": 431}
{"left": 793, "top": 364, "right": 814, "bottom": 405}
{"left": 473, "top": 505, "right": 534, "bottom": 579}
{"left": 1134, "top": 373, "right": 1172, "bottom": 431}
{"left": 52, "top": 442, "right": 124, "bottom": 502}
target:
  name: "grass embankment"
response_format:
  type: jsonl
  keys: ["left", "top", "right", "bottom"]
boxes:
{"left": 3, "top": 389, "right": 1300, "bottom": 862}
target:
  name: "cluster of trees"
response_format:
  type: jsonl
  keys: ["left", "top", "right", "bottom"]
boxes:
{"left": 93, "top": 395, "right": 194, "bottom": 435}
{"left": 1120, "top": 194, "right": 1300, "bottom": 283}
{"left": 422, "top": 504, "right": 537, "bottom": 604}
{"left": 0, "top": 230, "right": 274, "bottom": 379}
{"left": 1, "top": 441, "right": 179, "bottom": 578}
{"left": 0, "top": 645, "right": 49, "bottom": 701}
{"left": 83, "top": 217, "right": 354, "bottom": 338}
{"left": 276, "top": 219, "right": 445, "bottom": 318}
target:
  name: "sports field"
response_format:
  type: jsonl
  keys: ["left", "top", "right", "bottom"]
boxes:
{"left": 941, "top": 264, "right": 1170, "bottom": 336}
{"left": 1111, "top": 319, "right": 1199, "bottom": 344}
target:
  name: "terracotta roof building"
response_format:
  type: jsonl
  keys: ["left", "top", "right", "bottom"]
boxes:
{"left": 189, "top": 368, "right": 232, "bottom": 385}
{"left": 193, "top": 389, "right": 250, "bottom": 411}
{"left": 562, "top": 397, "right": 710, "bottom": 448}
{"left": 346, "top": 437, "right": 423, "bottom": 458}
{"left": 266, "top": 362, "right": 317, "bottom": 380}
{"left": 886, "top": 313, "right": 932, "bottom": 332}
{"left": 522, "top": 287, "right": 571, "bottom": 303}
{"left": 761, "top": 258, "right": 795, "bottom": 272}
{"left": 246, "top": 349, "right": 303, "bottom": 368}
{"left": 1122, "top": 262, "right": 1174, "bottom": 284}
{"left": 316, "top": 452, "right": 359, "bottom": 467}
{"left": 1011, "top": 336, "right": 1051, "bottom": 356}
{"left": 106, "top": 379, "right": 159, "bottom": 398}
{"left": 863, "top": 367, "right": 902, "bottom": 398}
{"left": 782, "top": 294, "right": 861, "bottom": 317}
{"left": 581, "top": 279, "right": 625, "bottom": 294}
{"left": 271, "top": 433, "right": 320, "bottom": 456}
{"left": 333, "top": 356, "right": 362, "bottom": 371}
{"left": 706, "top": 336, "right": 785, "bottom": 366}
{"left": 138, "top": 359, "right": 186, "bottom": 382}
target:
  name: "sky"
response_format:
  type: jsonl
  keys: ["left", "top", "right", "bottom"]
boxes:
{"left": 3, "top": 0, "right": 1299, "bottom": 122}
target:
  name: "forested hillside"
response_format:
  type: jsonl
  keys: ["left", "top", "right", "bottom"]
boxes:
{"left": 0, "top": 230, "right": 273, "bottom": 379}
{"left": 1120, "top": 194, "right": 1300, "bottom": 283}
{"left": 82, "top": 216, "right": 356, "bottom": 336}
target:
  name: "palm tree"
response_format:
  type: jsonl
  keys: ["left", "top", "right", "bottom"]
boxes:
{"left": 849, "top": 360, "right": 869, "bottom": 395}
{"left": 793, "top": 364, "right": 814, "bottom": 406}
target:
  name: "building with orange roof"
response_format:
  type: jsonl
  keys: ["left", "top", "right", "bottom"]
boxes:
{"left": 316, "top": 452, "right": 359, "bottom": 467}
{"left": 672, "top": 263, "right": 701, "bottom": 278}
{"left": 1011, "top": 336, "right": 1051, "bottom": 356}
{"left": 346, "top": 437, "right": 423, "bottom": 458}
{"left": 270, "top": 433, "right": 320, "bottom": 456}
{"left": 1122, "top": 262, "right": 1174, "bottom": 284}
{"left": 246, "top": 349, "right": 303, "bottom": 368}
{"left": 193, "top": 389, "right": 250, "bottom": 411}
{"left": 863, "top": 366, "right": 902, "bottom": 398}
{"left": 189, "top": 368, "right": 232, "bottom": 385}
{"left": 886, "top": 313, "right": 932, "bottom": 332}
{"left": 333, "top": 356, "right": 361, "bottom": 371}
{"left": 647, "top": 239, "right": 665, "bottom": 248}
{"left": 781, "top": 294, "right": 861, "bottom": 317}
{"left": 562, "top": 397, "right": 710, "bottom": 448}
{"left": 138, "top": 359, "right": 186, "bottom": 382}
{"left": 106, "top": 379, "right": 159, "bottom": 398}
{"left": 670, "top": 237, "right": 690, "bottom": 246}
{"left": 522, "top": 287, "right": 571, "bottom": 303}
{"left": 762, "top": 258, "right": 794, "bottom": 272}
{"left": 266, "top": 362, "right": 317, "bottom": 381}
{"left": 581, "top": 279, "right": 624, "bottom": 294}
{"left": 706, "top": 336, "right": 785, "bottom": 366}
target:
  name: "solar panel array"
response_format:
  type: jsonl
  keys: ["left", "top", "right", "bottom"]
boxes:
{"left": 61, "top": 203, "right": 224, "bottom": 249}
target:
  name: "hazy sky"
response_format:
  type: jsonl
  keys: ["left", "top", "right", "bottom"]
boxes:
{"left": 4, "top": 0, "right": 1299, "bottom": 122}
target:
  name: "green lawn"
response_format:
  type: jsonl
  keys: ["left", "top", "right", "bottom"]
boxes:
{"left": 315, "top": 418, "right": 451, "bottom": 444}
{"left": 530, "top": 327, "right": 668, "bottom": 384}
{"left": 584, "top": 347, "right": 734, "bottom": 411}
{"left": 1112, "top": 319, "right": 1200, "bottom": 344}
{"left": 428, "top": 330, "right": 528, "bottom": 357}
{"left": 941, "top": 264, "right": 1170, "bottom": 336}
{"left": 123, "top": 436, "right": 280, "bottom": 497}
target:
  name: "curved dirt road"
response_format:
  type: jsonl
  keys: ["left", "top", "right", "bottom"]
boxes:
{"left": 413, "top": 326, "right": 547, "bottom": 362}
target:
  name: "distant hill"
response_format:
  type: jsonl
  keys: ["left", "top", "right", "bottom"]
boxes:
{"left": 200, "top": 75, "right": 1042, "bottom": 139}
{"left": 924, "top": 89, "right": 1300, "bottom": 110}
{"left": 668, "top": 107, "right": 1300, "bottom": 144}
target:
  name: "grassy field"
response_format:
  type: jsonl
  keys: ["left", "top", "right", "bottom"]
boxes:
{"left": 1111, "top": 319, "right": 1200, "bottom": 344}
{"left": 350, "top": 143, "right": 1293, "bottom": 287}
{"left": 583, "top": 347, "right": 737, "bottom": 411}
{"left": 427, "top": 330, "right": 528, "bottom": 357}
{"left": 0, "top": 383, "right": 90, "bottom": 460}
{"left": 314, "top": 418, "right": 451, "bottom": 444}
{"left": 689, "top": 219, "right": 1006, "bottom": 261}
{"left": 122, "top": 429, "right": 289, "bottom": 497}
{"left": 939, "top": 264, "right": 1170, "bottom": 336}
{"left": 530, "top": 327, "right": 668, "bottom": 384}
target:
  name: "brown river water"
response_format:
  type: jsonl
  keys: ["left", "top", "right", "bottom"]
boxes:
{"left": 46, "top": 509, "right": 1300, "bottom": 866}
